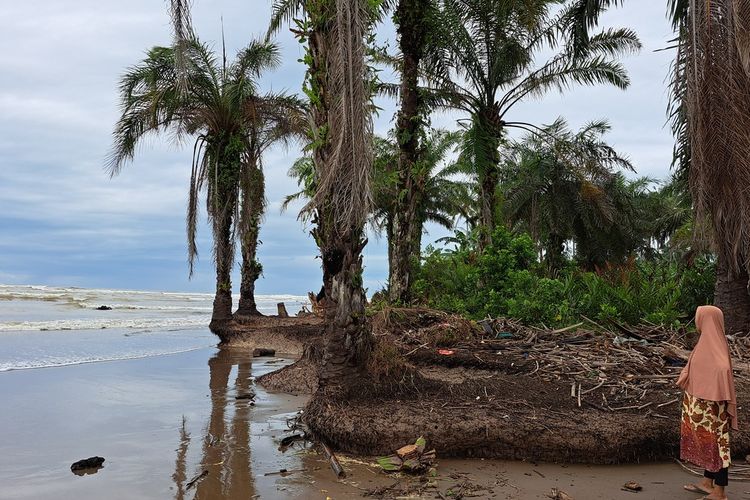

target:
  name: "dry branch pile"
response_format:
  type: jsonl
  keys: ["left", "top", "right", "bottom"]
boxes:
{"left": 373, "top": 308, "right": 750, "bottom": 412}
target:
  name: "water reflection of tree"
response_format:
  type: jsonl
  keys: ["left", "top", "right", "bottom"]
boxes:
{"left": 172, "top": 416, "right": 191, "bottom": 500}
{"left": 173, "top": 349, "right": 256, "bottom": 499}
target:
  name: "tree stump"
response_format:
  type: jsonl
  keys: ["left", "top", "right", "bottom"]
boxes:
{"left": 277, "top": 302, "right": 289, "bottom": 318}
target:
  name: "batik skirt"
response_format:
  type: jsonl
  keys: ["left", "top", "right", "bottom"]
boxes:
{"left": 680, "top": 392, "right": 731, "bottom": 472}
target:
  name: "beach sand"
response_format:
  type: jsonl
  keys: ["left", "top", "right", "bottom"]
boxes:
{"left": 0, "top": 346, "right": 733, "bottom": 499}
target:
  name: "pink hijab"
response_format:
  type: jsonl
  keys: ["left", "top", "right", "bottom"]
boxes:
{"left": 677, "top": 305, "right": 738, "bottom": 430}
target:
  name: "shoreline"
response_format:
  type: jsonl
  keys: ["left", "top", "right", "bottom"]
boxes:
{"left": 0, "top": 342, "right": 734, "bottom": 499}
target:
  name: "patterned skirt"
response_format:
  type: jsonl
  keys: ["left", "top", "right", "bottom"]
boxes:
{"left": 680, "top": 392, "right": 731, "bottom": 472}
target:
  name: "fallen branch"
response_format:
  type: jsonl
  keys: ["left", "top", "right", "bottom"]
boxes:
{"left": 321, "top": 441, "right": 345, "bottom": 479}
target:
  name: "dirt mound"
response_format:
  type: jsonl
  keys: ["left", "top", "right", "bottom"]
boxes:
{"left": 224, "top": 315, "right": 324, "bottom": 356}
{"left": 304, "top": 368, "right": 750, "bottom": 463}
{"left": 258, "top": 344, "right": 323, "bottom": 394}
{"left": 306, "top": 309, "right": 750, "bottom": 462}
{"left": 236, "top": 307, "right": 750, "bottom": 463}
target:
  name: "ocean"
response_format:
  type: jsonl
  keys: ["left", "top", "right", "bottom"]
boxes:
{"left": 0, "top": 284, "right": 308, "bottom": 372}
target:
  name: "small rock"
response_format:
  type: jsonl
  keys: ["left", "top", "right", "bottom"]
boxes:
{"left": 71, "top": 456, "right": 105, "bottom": 472}
{"left": 95, "top": 305, "right": 112, "bottom": 311}
{"left": 252, "top": 348, "right": 276, "bottom": 357}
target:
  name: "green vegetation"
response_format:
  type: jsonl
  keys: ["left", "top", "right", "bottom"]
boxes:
{"left": 413, "top": 227, "right": 714, "bottom": 327}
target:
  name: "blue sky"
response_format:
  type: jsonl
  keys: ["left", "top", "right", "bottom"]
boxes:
{"left": 0, "top": 1, "right": 676, "bottom": 295}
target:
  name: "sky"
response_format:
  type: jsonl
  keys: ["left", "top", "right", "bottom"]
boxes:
{"left": 0, "top": 1, "right": 677, "bottom": 296}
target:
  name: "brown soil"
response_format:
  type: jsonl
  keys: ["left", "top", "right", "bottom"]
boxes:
{"left": 238, "top": 308, "right": 750, "bottom": 464}
{"left": 224, "top": 315, "right": 324, "bottom": 357}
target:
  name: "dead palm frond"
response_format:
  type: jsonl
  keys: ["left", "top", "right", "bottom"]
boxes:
{"left": 684, "top": 0, "right": 750, "bottom": 273}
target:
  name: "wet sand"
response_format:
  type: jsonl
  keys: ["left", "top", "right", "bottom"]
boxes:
{"left": 0, "top": 346, "right": 735, "bottom": 499}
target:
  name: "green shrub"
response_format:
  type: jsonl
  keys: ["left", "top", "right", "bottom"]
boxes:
{"left": 412, "top": 227, "right": 716, "bottom": 327}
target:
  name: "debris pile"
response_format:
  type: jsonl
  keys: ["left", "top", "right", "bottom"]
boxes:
{"left": 375, "top": 308, "right": 750, "bottom": 412}
{"left": 377, "top": 437, "right": 436, "bottom": 473}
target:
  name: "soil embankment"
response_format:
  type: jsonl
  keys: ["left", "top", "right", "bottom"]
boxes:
{"left": 232, "top": 309, "right": 750, "bottom": 464}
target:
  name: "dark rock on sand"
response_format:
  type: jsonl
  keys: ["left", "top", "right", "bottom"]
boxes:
{"left": 71, "top": 456, "right": 105, "bottom": 472}
{"left": 95, "top": 305, "right": 112, "bottom": 310}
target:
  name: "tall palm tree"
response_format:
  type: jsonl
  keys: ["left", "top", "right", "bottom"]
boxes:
{"left": 107, "top": 0, "right": 294, "bottom": 336}
{"left": 424, "top": 0, "right": 640, "bottom": 249}
{"left": 669, "top": 0, "right": 750, "bottom": 333}
{"left": 371, "top": 131, "right": 471, "bottom": 297}
{"left": 503, "top": 119, "right": 634, "bottom": 274}
{"left": 386, "top": 0, "right": 436, "bottom": 304}
{"left": 235, "top": 97, "right": 307, "bottom": 318}
{"left": 271, "top": 0, "right": 377, "bottom": 392}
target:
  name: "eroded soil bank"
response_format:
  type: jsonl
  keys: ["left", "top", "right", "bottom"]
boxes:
{"left": 240, "top": 309, "right": 750, "bottom": 464}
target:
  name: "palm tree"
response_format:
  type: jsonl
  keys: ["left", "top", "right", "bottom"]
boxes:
{"left": 107, "top": 0, "right": 295, "bottom": 336}
{"left": 386, "top": 0, "right": 437, "bottom": 304}
{"left": 371, "top": 131, "right": 472, "bottom": 298}
{"left": 235, "top": 97, "right": 307, "bottom": 318}
{"left": 669, "top": 0, "right": 750, "bottom": 333}
{"left": 284, "top": 131, "right": 470, "bottom": 298}
{"left": 271, "top": 0, "right": 377, "bottom": 392}
{"left": 502, "top": 119, "right": 635, "bottom": 274}
{"left": 423, "top": 0, "right": 640, "bottom": 249}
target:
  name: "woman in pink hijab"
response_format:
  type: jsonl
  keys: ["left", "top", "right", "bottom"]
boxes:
{"left": 679, "top": 305, "right": 738, "bottom": 500}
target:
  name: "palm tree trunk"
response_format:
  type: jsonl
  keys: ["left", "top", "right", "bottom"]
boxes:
{"left": 545, "top": 232, "right": 565, "bottom": 276}
{"left": 307, "top": 0, "right": 335, "bottom": 307}
{"left": 477, "top": 109, "right": 503, "bottom": 250}
{"left": 210, "top": 208, "right": 234, "bottom": 328}
{"left": 209, "top": 155, "right": 238, "bottom": 335}
{"left": 388, "top": 0, "right": 429, "bottom": 304}
{"left": 236, "top": 165, "right": 265, "bottom": 318}
{"left": 311, "top": 0, "right": 374, "bottom": 396}
{"left": 478, "top": 167, "right": 499, "bottom": 249}
{"left": 389, "top": 206, "right": 420, "bottom": 303}
{"left": 714, "top": 252, "right": 750, "bottom": 334}
{"left": 318, "top": 229, "right": 373, "bottom": 395}
{"left": 236, "top": 228, "right": 262, "bottom": 317}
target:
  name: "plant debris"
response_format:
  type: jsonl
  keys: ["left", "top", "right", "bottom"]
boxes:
{"left": 375, "top": 308, "right": 750, "bottom": 411}
{"left": 377, "top": 436, "right": 436, "bottom": 473}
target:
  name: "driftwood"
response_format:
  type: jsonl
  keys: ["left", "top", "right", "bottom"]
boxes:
{"left": 263, "top": 468, "right": 307, "bottom": 476}
{"left": 321, "top": 441, "right": 346, "bottom": 479}
{"left": 186, "top": 469, "right": 208, "bottom": 490}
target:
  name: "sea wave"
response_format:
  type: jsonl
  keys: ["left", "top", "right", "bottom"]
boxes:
{"left": 0, "top": 346, "right": 212, "bottom": 372}
{"left": 97, "top": 303, "right": 213, "bottom": 312}
{"left": 0, "top": 316, "right": 210, "bottom": 332}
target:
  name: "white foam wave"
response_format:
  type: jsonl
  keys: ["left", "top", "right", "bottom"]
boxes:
{"left": 96, "top": 303, "right": 213, "bottom": 312}
{"left": 0, "top": 316, "right": 210, "bottom": 332}
{"left": 0, "top": 346, "right": 212, "bottom": 372}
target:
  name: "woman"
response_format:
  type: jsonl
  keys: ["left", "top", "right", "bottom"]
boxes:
{"left": 679, "top": 305, "right": 738, "bottom": 500}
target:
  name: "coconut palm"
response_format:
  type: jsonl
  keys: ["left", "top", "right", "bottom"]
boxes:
{"left": 503, "top": 119, "right": 635, "bottom": 274}
{"left": 423, "top": 0, "right": 640, "bottom": 249}
{"left": 107, "top": 0, "right": 297, "bottom": 336}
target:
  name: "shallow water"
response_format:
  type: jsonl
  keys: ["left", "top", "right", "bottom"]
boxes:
{"left": 0, "top": 284, "right": 308, "bottom": 371}
{"left": 0, "top": 345, "right": 727, "bottom": 500}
